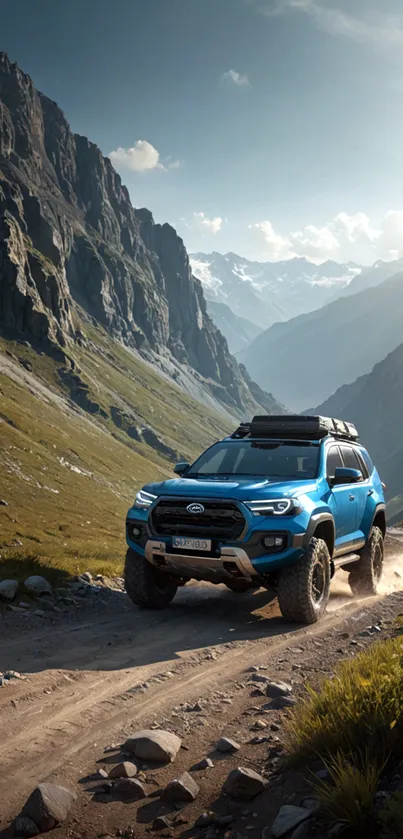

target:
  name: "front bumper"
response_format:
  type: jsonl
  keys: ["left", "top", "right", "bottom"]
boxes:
{"left": 126, "top": 503, "right": 308, "bottom": 582}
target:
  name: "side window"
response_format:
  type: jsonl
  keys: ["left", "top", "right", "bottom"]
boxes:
{"left": 326, "top": 446, "right": 343, "bottom": 480}
{"left": 360, "top": 449, "right": 374, "bottom": 476}
{"left": 355, "top": 450, "right": 369, "bottom": 480}
{"left": 340, "top": 446, "right": 364, "bottom": 480}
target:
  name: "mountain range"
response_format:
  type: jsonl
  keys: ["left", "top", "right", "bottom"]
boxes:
{"left": 312, "top": 343, "right": 403, "bottom": 519}
{"left": 239, "top": 271, "right": 403, "bottom": 411}
{"left": 190, "top": 251, "right": 362, "bottom": 332}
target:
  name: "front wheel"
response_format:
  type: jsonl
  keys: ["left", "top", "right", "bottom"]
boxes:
{"left": 277, "top": 537, "right": 331, "bottom": 624}
{"left": 348, "top": 526, "right": 384, "bottom": 596}
{"left": 124, "top": 548, "right": 178, "bottom": 609}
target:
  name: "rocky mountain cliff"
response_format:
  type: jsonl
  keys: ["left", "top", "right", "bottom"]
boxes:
{"left": 0, "top": 53, "right": 284, "bottom": 418}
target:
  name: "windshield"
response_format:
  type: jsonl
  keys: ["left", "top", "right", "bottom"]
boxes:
{"left": 186, "top": 441, "right": 320, "bottom": 480}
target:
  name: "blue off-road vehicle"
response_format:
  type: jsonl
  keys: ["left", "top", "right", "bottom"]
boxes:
{"left": 125, "top": 416, "right": 386, "bottom": 624}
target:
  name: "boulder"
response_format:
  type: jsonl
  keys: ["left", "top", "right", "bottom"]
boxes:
{"left": 14, "top": 817, "right": 39, "bottom": 837}
{"left": 161, "top": 771, "right": 199, "bottom": 803}
{"left": 24, "top": 576, "right": 52, "bottom": 596}
{"left": 124, "top": 729, "right": 181, "bottom": 763}
{"left": 109, "top": 761, "right": 137, "bottom": 779}
{"left": 216, "top": 737, "right": 240, "bottom": 753}
{"left": 272, "top": 805, "right": 311, "bottom": 838}
{"left": 0, "top": 579, "right": 19, "bottom": 601}
{"left": 264, "top": 696, "right": 297, "bottom": 710}
{"left": 21, "top": 783, "right": 76, "bottom": 832}
{"left": 223, "top": 767, "right": 267, "bottom": 799}
{"left": 113, "top": 778, "right": 147, "bottom": 800}
{"left": 265, "top": 681, "right": 292, "bottom": 698}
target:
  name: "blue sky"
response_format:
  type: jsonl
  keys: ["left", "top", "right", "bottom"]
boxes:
{"left": 2, "top": 0, "right": 403, "bottom": 264}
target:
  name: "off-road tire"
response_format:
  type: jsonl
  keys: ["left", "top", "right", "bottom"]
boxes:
{"left": 277, "top": 537, "right": 331, "bottom": 624}
{"left": 124, "top": 548, "right": 178, "bottom": 609}
{"left": 348, "top": 526, "right": 384, "bottom": 596}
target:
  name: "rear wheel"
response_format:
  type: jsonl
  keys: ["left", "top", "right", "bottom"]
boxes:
{"left": 124, "top": 547, "right": 178, "bottom": 609}
{"left": 277, "top": 537, "right": 331, "bottom": 624}
{"left": 348, "top": 526, "right": 384, "bottom": 596}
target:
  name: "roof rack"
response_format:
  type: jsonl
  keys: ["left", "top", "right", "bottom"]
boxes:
{"left": 231, "top": 415, "right": 359, "bottom": 442}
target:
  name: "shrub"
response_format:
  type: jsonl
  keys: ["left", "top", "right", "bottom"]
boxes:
{"left": 287, "top": 636, "right": 403, "bottom": 764}
{"left": 313, "top": 751, "right": 384, "bottom": 835}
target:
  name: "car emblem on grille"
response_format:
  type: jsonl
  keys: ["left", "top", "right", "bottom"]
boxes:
{"left": 186, "top": 503, "right": 205, "bottom": 515}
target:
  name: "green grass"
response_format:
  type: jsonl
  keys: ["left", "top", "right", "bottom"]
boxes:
{"left": 0, "top": 325, "right": 231, "bottom": 580}
{"left": 313, "top": 751, "right": 384, "bottom": 834}
{"left": 288, "top": 637, "right": 403, "bottom": 762}
{"left": 287, "top": 637, "right": 403, "bottom": 835}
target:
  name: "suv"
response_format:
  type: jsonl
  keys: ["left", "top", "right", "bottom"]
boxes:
{"left": 125, "top": 416, "right": 386, "bottom": 624}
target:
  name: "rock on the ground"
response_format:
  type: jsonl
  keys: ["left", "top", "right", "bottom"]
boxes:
{"left": 0, "top": 579, "right": 19, "bottom": 601}
{"left": 265, "top": 681, "right": 292, "bottom": 698}
{"left": 223, "top": 767, "right": 267, "bottom": 799}
{"left": 113, "top": 778, "right": 147, "bottom": 800}
{"left": 21, "top": 783, "right": 76, "bottom": 832}
{"left": 0, "top": 499, "right": 8, "bottom": 506}
{"left": 14, "top": 817, "right": 39, "bottom": 837}
{"left": 216, "top": 737, "right": 241, "bottom": 753}
{"left": 153, "top": 816, "right": 171, "bottom": 831}
{"left": 124, "top": 730, "right": 181, "bottom": 763}
{"left": 290, "top": 821, "right": 312, "bottom": 839}
{"left": 80, "top": 571, "right": 93, "bottom": 583}
{"left": 161, "top": 772, "right": 199, "bottom": 803}
{"left": 271, "top": 805, "right": 311, "bottom": 838}
{"left": 251, "top": 720, "right": 267, "bottom": 730}
{"left": 109, "top": 761, "right": 137, "bottom": 779}
{"left": 24, "top": 576, "right": 52, "bottom": 597}
{"left": 193, "top": 757, "right": 214, "bottom": 770}
{"left": 249, "top": 673, "right": 271, "bottom": 684}
{"left": 264, "top": 696, "right": 297, "bottom": 710}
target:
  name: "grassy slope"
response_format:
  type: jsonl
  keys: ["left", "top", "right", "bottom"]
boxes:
{"left": 0, "top": 328, "right": 231, "bottom": 581}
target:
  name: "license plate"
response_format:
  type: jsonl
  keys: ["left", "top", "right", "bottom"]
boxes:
{"left": 172, "top": 536, "right": 212, "bottom": 552}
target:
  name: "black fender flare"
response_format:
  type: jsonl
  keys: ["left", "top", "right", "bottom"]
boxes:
{"left": 369, "top": 503, "right": 386, "bottom": 537}
{"left": 303, "top": 512, "right": 336, "bottom": 556}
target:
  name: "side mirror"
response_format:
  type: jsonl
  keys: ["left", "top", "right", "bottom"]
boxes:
{"left": 174, "top": 462, "right": 190, "bottom": 476}
{"left": 333, "top": 467, "right": 362, "bottom": 485}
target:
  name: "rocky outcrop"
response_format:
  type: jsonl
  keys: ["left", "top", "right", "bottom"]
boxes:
{"left": 0, "top": 52, "right": 284, "bottom": 416}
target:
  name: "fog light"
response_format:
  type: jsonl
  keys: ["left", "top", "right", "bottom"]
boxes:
{"left": 263, "top": 535, "right": 285, "bottom": 550}
{"left": 131, "top": 526, "right": 141, "bottom": 539}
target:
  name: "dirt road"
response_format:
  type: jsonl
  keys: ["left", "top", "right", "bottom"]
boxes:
{"left": 1, "top": 536, "right": 403, "bottom": 834}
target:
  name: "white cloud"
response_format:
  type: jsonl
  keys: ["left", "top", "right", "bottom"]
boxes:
{"left": 267, "top": 1, "right": 403, "bottom": 49}
{"left": 109, "top": 140, "right": 163, "bottom": 172}
{"left": 109, "top": 140, "right": 181, "bottom": 173}
{"left": 252, "top": 210, "right": 403, "bottom": 264}
{"left": 250, "top": 221, "right": 293, "bottom": 260}
{"left": 220, "top": 69, "right": 250, "bottom": 87}
{"left": 194, "top": 212, "right": 223, "bottom": 234}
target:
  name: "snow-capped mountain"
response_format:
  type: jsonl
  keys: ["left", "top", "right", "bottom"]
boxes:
{"left": 190, "top": 251, "right": 362, "bottom": 330}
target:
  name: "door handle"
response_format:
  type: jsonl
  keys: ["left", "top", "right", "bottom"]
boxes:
{"left": 349, "top": 494, "right": 355, "bottom": 501}
{"left": 368, "top": 489, "right": 374, "bottom": 496}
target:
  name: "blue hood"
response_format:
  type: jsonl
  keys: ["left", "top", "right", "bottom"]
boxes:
{"left": 143, "top": 476, "right": 317, "bottom": 501}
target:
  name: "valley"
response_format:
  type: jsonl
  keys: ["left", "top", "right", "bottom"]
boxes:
{"left": 1, "top": 32, "right": 403, "bottom": 839}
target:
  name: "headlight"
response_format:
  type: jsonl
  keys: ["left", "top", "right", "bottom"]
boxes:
{"left": 244, "top": 498, "right": 302, "bottom": 516}
{"left": 134, "top": 489, "right": 157, "bottom": 509}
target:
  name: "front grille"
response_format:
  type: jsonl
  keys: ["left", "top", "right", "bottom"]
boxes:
{"left": 150, "top": 499, "right": 246, "bottom": 540}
